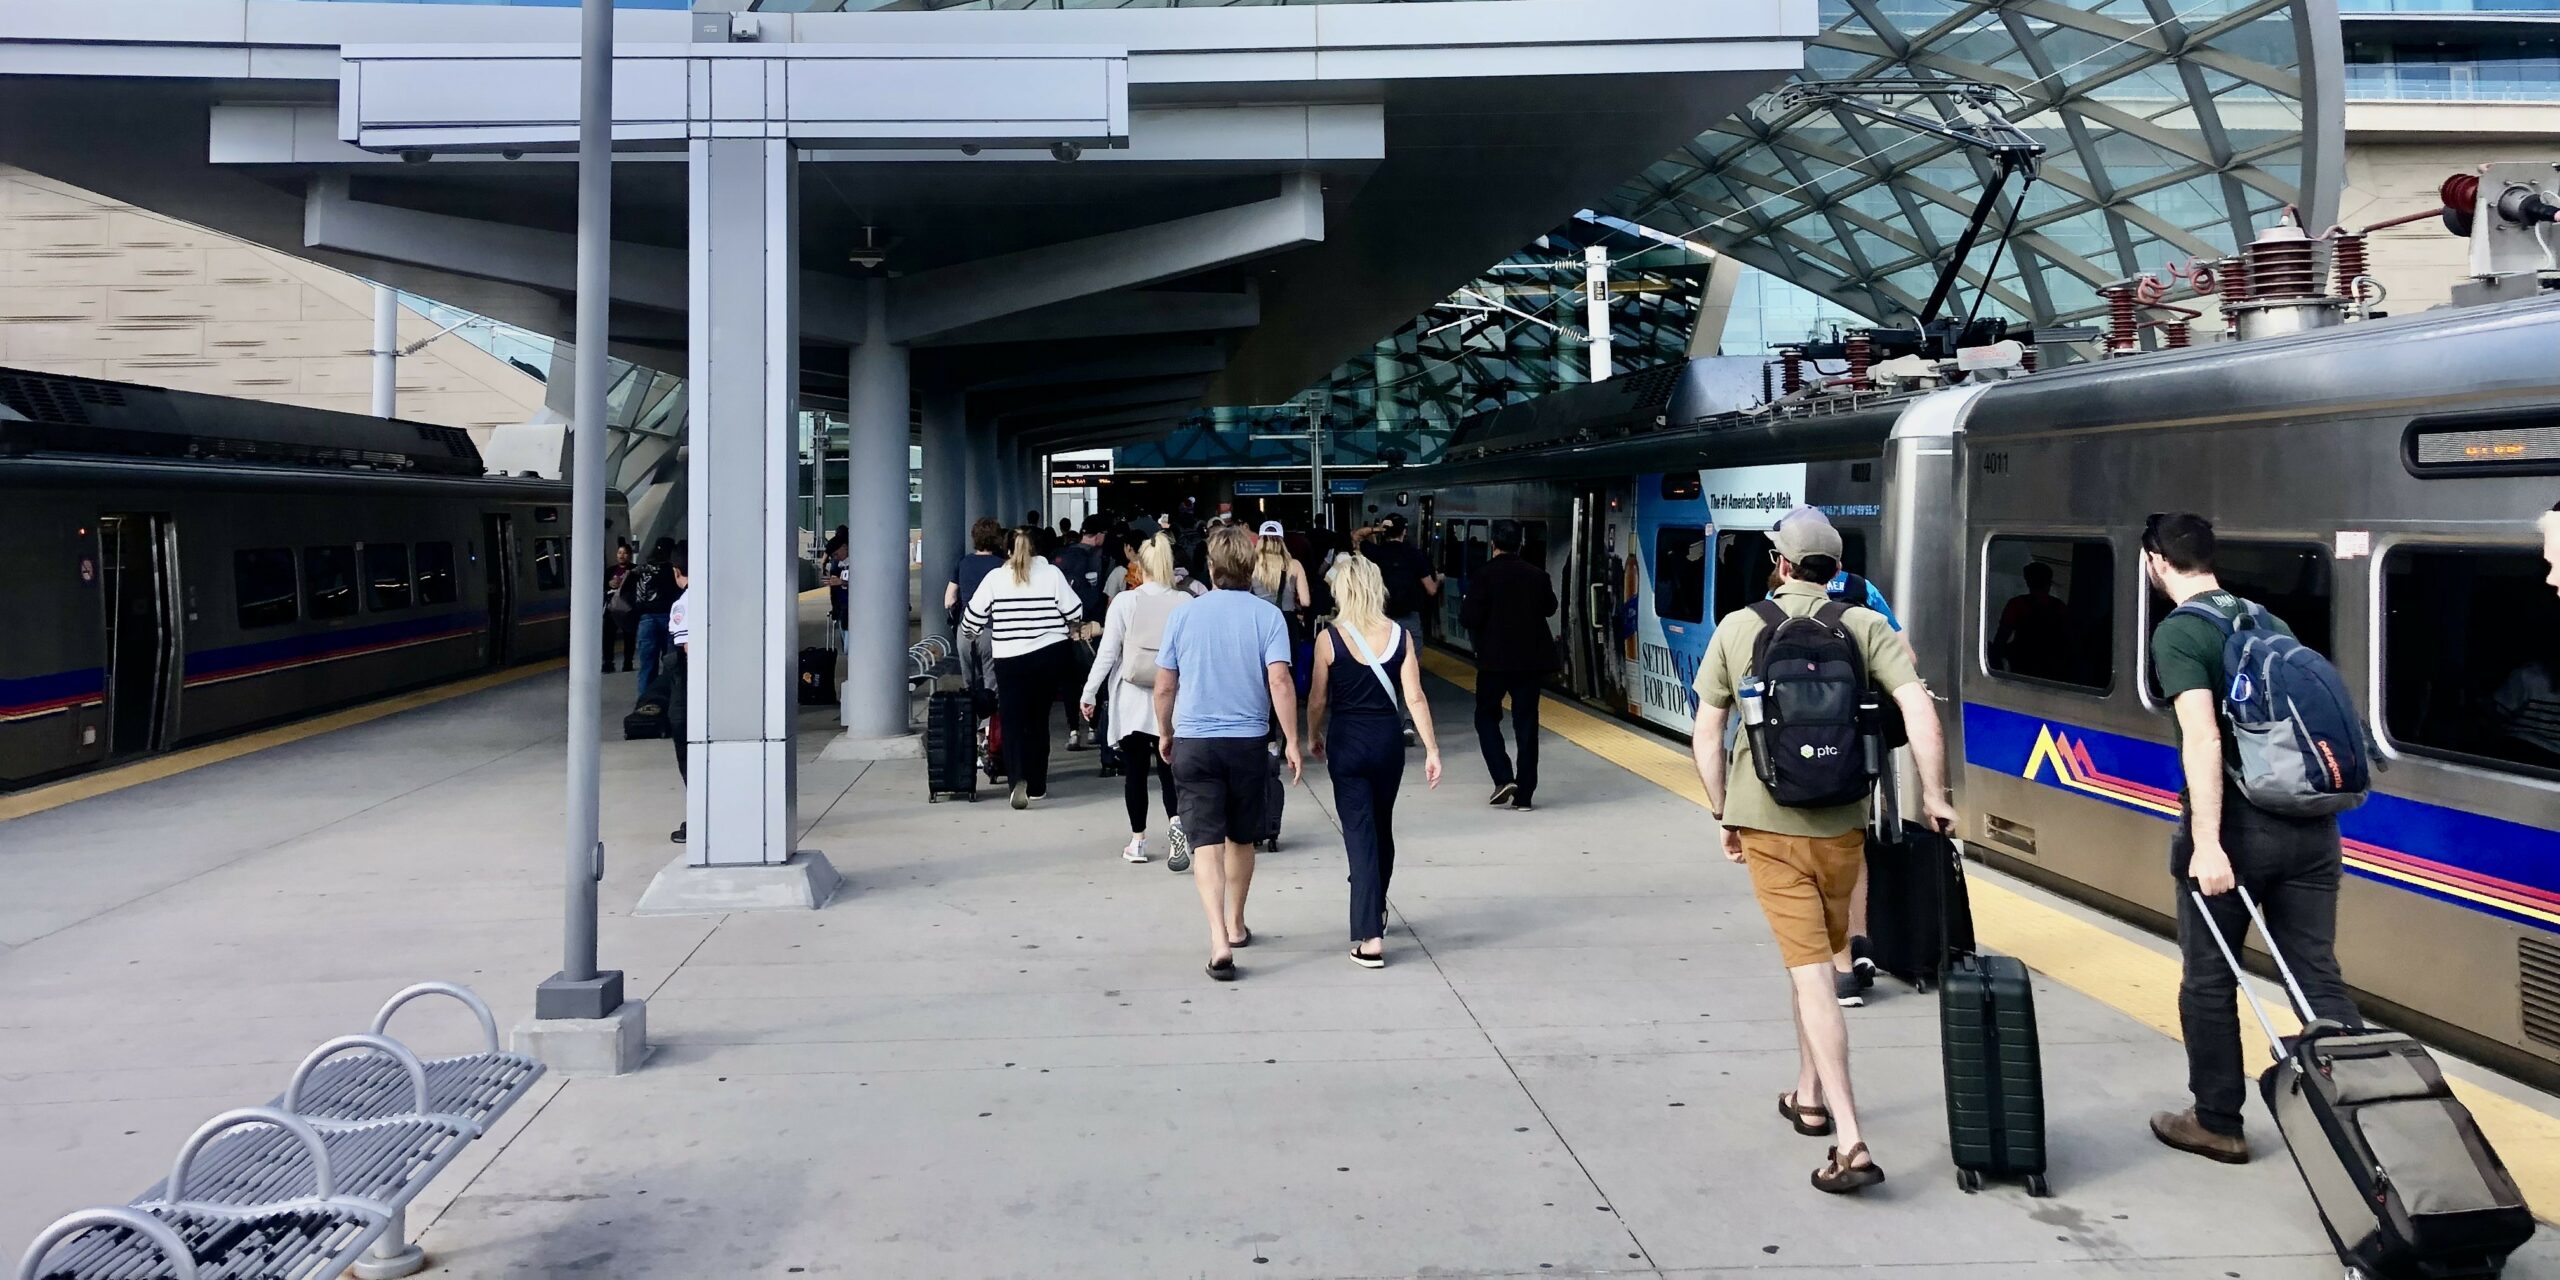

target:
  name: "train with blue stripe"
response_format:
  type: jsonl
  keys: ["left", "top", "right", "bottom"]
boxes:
{"left": 1374, "top": 292, "right": 2560, "bottom": 1084}
{"left": 2, "top": 368, "right": 627, "bottom": 790}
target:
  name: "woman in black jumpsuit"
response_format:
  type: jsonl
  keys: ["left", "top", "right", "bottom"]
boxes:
{"left": 1306, "top": 554, "right": 1442, "bottom": 967}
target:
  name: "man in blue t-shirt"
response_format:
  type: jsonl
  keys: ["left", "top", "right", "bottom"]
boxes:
{"left": 1155, "top": 524, "right": 1302, "bottom": 982}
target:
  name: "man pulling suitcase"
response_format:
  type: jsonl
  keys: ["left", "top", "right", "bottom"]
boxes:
{"left": 1687, "top": 507, "right": 1960, "bottom": 1196}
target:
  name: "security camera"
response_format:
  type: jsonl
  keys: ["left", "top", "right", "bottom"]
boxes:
{"left": 501, "top": 149, "right": 524, "bottom": 161}
{"left": 399, "top": 149, "right": 432, "bottom": 164}
{"left": 960, "top": 144, "right": 982, "bottom": 157}
{"left": 1051, "top": 142, "right": 1083, "bottom": 163}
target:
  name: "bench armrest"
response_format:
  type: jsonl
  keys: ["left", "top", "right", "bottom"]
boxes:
{"left": 369, "top": 982, "right": 502, "bottom": 1055}
{"left": 284, "top": 1034, "right": 432, "bottom": 1118}
{"left": 166, "top": 1107, "right": 336, "bottom": 1203}
{"left": 17, "top": 1207, "right": 199, "bottom": 1280}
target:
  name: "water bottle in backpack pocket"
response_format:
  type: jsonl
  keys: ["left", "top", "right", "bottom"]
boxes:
{"left": 2172, "top": 600, "right": 2376, "bottom": 817}
{"left": 1743, "top": 600, "right": 1880, "bottom": 810}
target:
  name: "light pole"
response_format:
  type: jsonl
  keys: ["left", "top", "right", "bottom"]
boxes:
{"left": 535, "top": 0, "right": 624, "bottom": 1028}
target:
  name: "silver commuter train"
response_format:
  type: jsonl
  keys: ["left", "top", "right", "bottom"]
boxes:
{"left": 1380, "top": 293, "right": 2560, "bottom": 1083}
{"left": 2, "top": 368, "right": 629, "bottom": 790}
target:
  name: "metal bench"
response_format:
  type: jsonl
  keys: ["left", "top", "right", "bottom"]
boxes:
{"left": 17, "top": 984, "right": 543, "bottom": 1280}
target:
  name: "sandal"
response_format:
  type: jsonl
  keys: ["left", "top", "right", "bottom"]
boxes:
{"left": 1229, "top": 928, "right": 1252, "bottom": 948}
{"left": 1207, "top": 957, "right": 1238, "bottom": 982}
{"left": 1811, "top": 1143, "right": 1885, "bottom": 1195}
{"left": 1778, "top": 1091, "right": 1834, "bottom": 1137}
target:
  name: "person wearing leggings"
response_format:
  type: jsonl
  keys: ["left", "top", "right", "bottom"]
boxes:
{"left": 963, "top": 530, "right": 1087, "bottom": 809}
{"left": 1081, "top": 533, "right": 1193, "bottom": 868}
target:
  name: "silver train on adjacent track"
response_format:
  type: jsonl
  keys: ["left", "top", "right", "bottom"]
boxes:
{"left": 1375, "top": 291, "right": 2560, "bottom": 1083}
{"left": 2, "top": 368, "right": 628, "bottom": 790}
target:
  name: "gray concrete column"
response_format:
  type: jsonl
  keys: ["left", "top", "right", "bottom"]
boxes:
{"left": 918, "top": 387, "right": 967, "bottom": 645}
{"left": 992, "top": 435, "right": 1021, "bottom": 528}
{"left": 680, "top": 137, "right": 800, "bottom": 872}
{"left": 964, "top": 413, "right": 1001, "bottom": 531}
{"left": 841, "top": 279, "right": 912, "bottom": 739}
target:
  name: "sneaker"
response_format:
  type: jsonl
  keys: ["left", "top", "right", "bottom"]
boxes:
{"left": 1166, "top": 820, "right": 1193, "bottom": 873}
{"left": 1067, "top": 729, "right": 1090, "bottom": 752}
{"left": 1488, "top": 783, "right": 1517, "bottom": 806}
{"left": 1121, "top": 835, "right": 1150, "bottom": 864}
{"left": 2150, "top": 1109, "right": 2248, "bottom": 1164}
{"left": 670, "top": 822, "right": 686, "bottom": 844}
{"left": 1010, "top": 780, "right": 1028, "bottom": 810}
{"left": 1833, "top": 968, "right": 1866, "bottom": 1008}
{"left": 1509, "top": 797, "right": 1536, "bottom": 812}
{"left": 1850, "top": 934, "right": 1876, "bottom": 984}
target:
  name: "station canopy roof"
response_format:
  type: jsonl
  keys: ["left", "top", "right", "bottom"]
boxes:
{"left": 1596, "top": 0, "right": 2336, "bottom": 330}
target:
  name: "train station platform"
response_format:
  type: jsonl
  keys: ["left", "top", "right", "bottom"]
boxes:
{"left": 8, "top": 652, "right": 2560, "bottom": 1278}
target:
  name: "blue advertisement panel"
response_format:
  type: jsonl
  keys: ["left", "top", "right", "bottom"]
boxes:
{"left": 1627, "top": 463, "right": 1807, "bottom": 734}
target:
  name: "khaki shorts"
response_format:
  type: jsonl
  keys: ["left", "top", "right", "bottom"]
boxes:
{"left": 1738, "top": 828, "right": 1866, "bottom": 969}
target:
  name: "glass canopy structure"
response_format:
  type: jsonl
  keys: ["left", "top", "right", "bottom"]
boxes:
{"left": 1599, "top": 0, "right": 2342, "bottom": 329}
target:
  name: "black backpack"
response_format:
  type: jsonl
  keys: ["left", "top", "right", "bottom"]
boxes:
{"left": 1744, "top": 600, "right": 1880, "bottom": 809}
{"left": 630, "top": 563, "right": 678, "bottom": 613}
{"left": 1379, "top": 545, "right": 1427, "bottom": 618}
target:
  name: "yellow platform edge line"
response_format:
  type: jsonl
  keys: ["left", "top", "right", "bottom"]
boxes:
{"left": 1420, "top": 648, "right": 2560, "bottom": 1220}
{"left": 0, "top": 659, "right": 569, "bottom": 825}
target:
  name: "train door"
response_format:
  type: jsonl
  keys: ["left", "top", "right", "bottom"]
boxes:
{"left": 481, "top": 513, "right": 517, "bottom": 667}
{"left": 96, "top": 514, "right": 181, "bottom": 757}
{"left": 1565, "top": 487, "right": 1628, "bottom": 708}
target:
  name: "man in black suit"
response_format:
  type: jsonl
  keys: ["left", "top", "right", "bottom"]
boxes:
{"left": 1459, "top": 519, "right": 1558, "bottom": 811}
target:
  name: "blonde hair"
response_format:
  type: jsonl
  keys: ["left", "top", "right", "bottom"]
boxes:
{"left": 1206, "top": 524, "right": 1258, "bottom": 589}
{"left": 1006, "top": 529, "right": 1036, "bottom": 585}
{"left": 1327, "top": 553, "right": 1388, "bottom": 635}
{"left": 1253, "top": 535, "right": 1289, "bottom": 597}
{"left": 1138, "top": 532, "right": 1176, "bottom": 588}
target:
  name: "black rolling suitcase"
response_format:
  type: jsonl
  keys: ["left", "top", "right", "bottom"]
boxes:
{"left": 2196, "top": 888, "right": 2534, "bottom": 1280}
{"left": 925, "top": 689, "right": 977, "bottom": 802}
{"left": 798, "top": 646, "right": 838, "bottom": 706}
{"left": 1942, "top": 946, "right": 2050, "bottom": 1196}
{"left": 1256, "top": 743, "right": 1286, "bottom": 852}
{"left": 1867, "top": 820, "right": 1976, "bottom": 992}
{"left": 622, "top": 704, "right": 667, "bottom": 740}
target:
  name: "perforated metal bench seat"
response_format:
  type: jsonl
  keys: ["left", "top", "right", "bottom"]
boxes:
{"left": 17, "top": 984, "right": 544, "bottom": 1280}
{"left": 22, "top": 1204, "right": 383, "bottom": 1280}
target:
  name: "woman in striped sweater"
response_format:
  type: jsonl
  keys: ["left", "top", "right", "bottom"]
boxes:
{"left": 964, "top": 529, "right": 1088, "bottom": 808}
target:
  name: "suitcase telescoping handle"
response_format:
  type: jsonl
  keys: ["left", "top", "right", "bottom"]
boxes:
{"left": 2188, "top": 886, "right": 2327, "bottom": 1063}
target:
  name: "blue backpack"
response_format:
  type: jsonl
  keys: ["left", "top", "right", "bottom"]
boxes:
{"left": 2171, "top": 599, "right": 2374, "bottom": 817}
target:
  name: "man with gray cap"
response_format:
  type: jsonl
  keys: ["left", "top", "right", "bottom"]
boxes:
{"left": 1687, "top": 504, "right": 1958, "bottom": 1196}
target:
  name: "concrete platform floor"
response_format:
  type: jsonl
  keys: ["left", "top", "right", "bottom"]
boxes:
{"left": 6, "top": 662, "right": 2560, "bottom": 1278}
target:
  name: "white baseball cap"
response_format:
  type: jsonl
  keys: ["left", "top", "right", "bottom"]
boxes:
{"left": 1257, "top": 520, "right": 1285, "bottom": 537}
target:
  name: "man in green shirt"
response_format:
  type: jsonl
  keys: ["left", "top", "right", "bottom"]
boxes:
{"left": 2143, "top": 512, "right": 2360, "bottom": 1166}
{"left": 1689, "top": 507, "right": 1958, "bottom": 1196}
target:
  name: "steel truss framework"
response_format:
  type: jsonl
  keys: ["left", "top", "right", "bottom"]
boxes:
{"left": 1600, "top": 0, "right": 2339, "bottom": 329}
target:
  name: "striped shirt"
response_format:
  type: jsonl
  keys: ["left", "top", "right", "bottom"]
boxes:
{"left": 962, "top": 558, "right": 1085, "bottom": 659}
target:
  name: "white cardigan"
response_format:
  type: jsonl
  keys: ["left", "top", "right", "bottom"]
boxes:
{"left": 1080, "top": 581, "right": 1182, "bottom": 740}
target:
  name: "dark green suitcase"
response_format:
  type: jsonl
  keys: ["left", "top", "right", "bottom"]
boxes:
{"left": 1941, "top": 947, "right": 2050, "bottom": 1196}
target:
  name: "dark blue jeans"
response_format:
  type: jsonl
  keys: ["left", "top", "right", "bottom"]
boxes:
{"left": 634, "top": 614, "right": 671, "bottom": 703}
{"left": 2172, "top": 798, "right": 2360, "bottom": 1136}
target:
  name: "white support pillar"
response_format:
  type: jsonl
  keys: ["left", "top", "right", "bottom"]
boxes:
{"left": 1585, "top": 244, "right": 1613, "bottom": 382}
{"left": 636, "top": 134, "right": 837, "bottom": 913}
{"left": 918, "top": 388, "right": 967, "bottom": 646}
{"left": 841, "top": 280, "right": 912, "bottom": 740}
{"left": 371, "top": 282, "right": 399, "bottom": 419}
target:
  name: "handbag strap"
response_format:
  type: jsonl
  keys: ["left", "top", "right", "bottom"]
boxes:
{"left": 1336, "top": 624, "right": 1408, "bottom": 724}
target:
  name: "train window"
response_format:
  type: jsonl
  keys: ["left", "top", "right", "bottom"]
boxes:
{"left": 1982, "top": 537, "right": 2116, "bottom": 693}
{"left": 1521, "top": 520, "right": 1549, "bottom": 571}
{"left": 2381, "top": 544, "right": 2560, "bottom": 778}
{"left": 1436, "top": 521, "right": 1461, "bottom": 576}
{"left": 1659, "top": 472, "right": 1702, "bottom": 502}
{"left": 363, "top": 543, "right": 412, "bottom": 612}
{"left": 1712, "top": 530, "right": 1776, "bottom": 621}
{"left": 1654, "top": 526, "right": 1708, "bottom": 624}
{"left": 532, "top": 537, "right": 566, "bottom": 591}
{"left": 303, "top": 546, "right": 358, "bottom": 620}
{"left": 415, "top": 542, "right": 458, "bottom": 606}
{"left": 1461, "top": 521, "right": 1490, "bottom": 580}
{"left": 2143, "top": 541, "right": 2333, "bottom": 706}
{"left": 233, "top": 548, "right": 298, "bottom": 629}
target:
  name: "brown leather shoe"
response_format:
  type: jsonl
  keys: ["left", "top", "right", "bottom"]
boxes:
{"left": 2150, "top": 1108, "right": 2248, "bottom": 1164}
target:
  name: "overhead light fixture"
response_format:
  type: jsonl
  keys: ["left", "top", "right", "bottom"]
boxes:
{"left": 848, "top": 226, "right": 890, "bottom": 271}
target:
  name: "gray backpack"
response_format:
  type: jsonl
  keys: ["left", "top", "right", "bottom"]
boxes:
{"left": 1119, "top": 591, "right": 1184, "bottom": 690}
